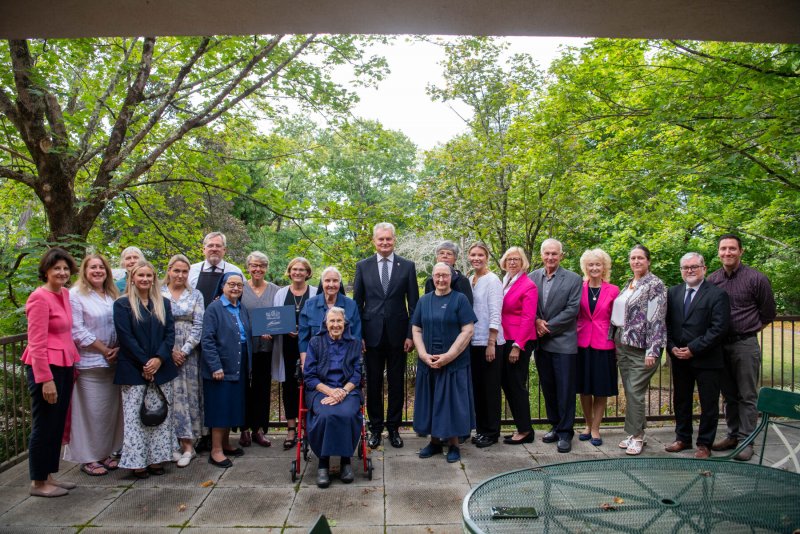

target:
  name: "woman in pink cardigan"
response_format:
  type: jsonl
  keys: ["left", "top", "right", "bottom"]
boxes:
{"left": 499, "top": 247, "right": 538, "bottom": 445}
{"left": 576, "top": 249, "right": 620, "bottom": 447}
{"left": 21, "top": 247, "right": 81, "bottom": 497}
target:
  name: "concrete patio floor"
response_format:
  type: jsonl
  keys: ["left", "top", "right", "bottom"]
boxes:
{"left": 0, "top": 423, "right": 750, "bottom": 533}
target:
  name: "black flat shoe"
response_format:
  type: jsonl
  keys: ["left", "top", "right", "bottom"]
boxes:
{"left": 222, "top": 447, "right": 244, "bottom": 457}
{"left": 147, "top": 464, "right": 166, "bottom": 476}
{"left": 503, "top": 432, "right": 534, "bottom": 445}
{"left": 340, "top": 464, "right": 354, "bottom": 484}
{"left": 132, "top": 469, "right": 150, "bottom": 479}
{"left": 317, "top": 468, "right": 330, "bottom": 488}
{"left": 208, "top": 456, "right": 233, "bottom": 468}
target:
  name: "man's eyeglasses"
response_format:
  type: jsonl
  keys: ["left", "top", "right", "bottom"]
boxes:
{"left": 680, "top": 265, "right": 704, "bottom": 272}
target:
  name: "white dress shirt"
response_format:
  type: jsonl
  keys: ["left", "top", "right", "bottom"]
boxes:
{"left": 188, "top": 259, "right": 242, "bottom": 289}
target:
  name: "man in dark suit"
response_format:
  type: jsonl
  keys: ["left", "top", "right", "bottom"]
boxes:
{"left": 529, "top": 238, "right": 582, "bottom": 453}
{"left": 354, "top": 222, "right": 419, "bottom": 449}
{"left": 665, "top": 252, "right": 730, "bottom": 459}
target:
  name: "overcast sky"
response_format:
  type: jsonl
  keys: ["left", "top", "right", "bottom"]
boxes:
{"left": 348, "top": 36, "right": 587, "bottom": 151}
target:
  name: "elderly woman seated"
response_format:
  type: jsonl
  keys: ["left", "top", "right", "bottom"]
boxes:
{"left": 303, "top": 306, "right": 362, "bottom": 488}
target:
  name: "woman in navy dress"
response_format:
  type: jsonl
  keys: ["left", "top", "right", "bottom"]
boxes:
{"left": 303, "top": 306, "right": 362, "bottom": 488}
{"left": 201, "top": 272, "right": 252, "bottom": 468}
{"left": 412, "top": 262, "right": 477, "bottom": 463}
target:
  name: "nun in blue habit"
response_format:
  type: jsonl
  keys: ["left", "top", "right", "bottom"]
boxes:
{"left": 411, "top": 262, "right": 477, "bottom": 464}
{"left": 303, "top": 306, "right": 362, "bottom": 488}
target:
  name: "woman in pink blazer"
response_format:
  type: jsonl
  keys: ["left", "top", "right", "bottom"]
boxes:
{"left": 20, "top": 247, "right": 81, "bottom": 497}
{"left": 499, "top": 247, "right": 538, "bottom": 445}
{"left": 576, "top": 248, "right": 620, "bottom": 446}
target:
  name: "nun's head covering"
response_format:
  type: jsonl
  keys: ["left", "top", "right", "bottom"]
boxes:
{"left": 213, "top": 271, "right": 245, "bottom": 301}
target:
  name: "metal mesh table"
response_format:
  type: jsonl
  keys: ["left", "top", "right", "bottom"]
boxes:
{"left": 463, "top": 458, "right": 800, "bottom": 533}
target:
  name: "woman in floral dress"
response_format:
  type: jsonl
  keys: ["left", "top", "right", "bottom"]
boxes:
{"left": 161, "top": 254, "right": 205, "bottom": 467}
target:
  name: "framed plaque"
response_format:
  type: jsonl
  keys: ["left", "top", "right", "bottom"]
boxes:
{"left": 251, "top": 305, "right": 296, "bottom": 335}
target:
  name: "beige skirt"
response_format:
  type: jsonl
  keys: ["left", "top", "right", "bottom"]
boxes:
{"left": 63, "top": 366, "right": 124, "bottom": 464}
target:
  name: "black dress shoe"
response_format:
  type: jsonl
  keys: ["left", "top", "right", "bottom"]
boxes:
{"left": 368, "top": 433, "right": 382, "bottom": 449}
{"left": 340, "top": 464, "right": 354, "bottom": 483}
{"left": 471, "top": 433, "right": 484, "bottom": 444}
{"left": 542, "top": 429, "right": 558, "bottom": 443}
{"left": 195, "top": 435, "right": 212, "bottom": 453}
{"left": 316, "top": 468, "right": 330, "bottom": 488}
{"left": 475, "top": 435, "right": 498, "bottom": 448}
{"left": 503, "top": 432, "right": 534, "bottom": 445}
{"left": 223, "top": 447, "right": 244, "bottom": 457}
{"left": 388, "top": 430, "right": 404, "bottom": 448}
{"left": 208, "top": 456, "right": 233, "bottom": 468}
{"left": 557, "top": 438, "right": 572, "bottom": 453}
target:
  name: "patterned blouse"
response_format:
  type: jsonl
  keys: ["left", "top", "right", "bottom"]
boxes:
{"left": 616, "top": 271, "right": 667, "bottom": 357}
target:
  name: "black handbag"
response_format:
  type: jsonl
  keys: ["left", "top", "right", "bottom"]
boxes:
{"left": 139, "top": 381, "right": 169, "bottom": 427}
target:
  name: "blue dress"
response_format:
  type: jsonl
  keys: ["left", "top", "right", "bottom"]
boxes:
{"left": 201, "top": 296, "right": 250, "bottom": 428}
{"left": 304, "top": 330, "right": 362, "bottom": 458}
{"left": 411, "top": 291, "right": 477, "bottom": 439}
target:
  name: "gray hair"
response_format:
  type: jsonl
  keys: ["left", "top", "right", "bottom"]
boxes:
{"left": 540, "top": 238, "right": 563, "bottom": 254}
{"left": 119, "top": 246, "right": 144, "bottom": 269}
{"left": 203, "top": 231, "right": 227, "bottom": 247}
{"left": 680, "top": 252, "right": 705, "bottom": 266}
{"left": 434, "top": 240, "right": 460, "bottom": 259}
{"left": 326, "top": 306, "right": 346, "bottom": 320}
{"left": 246, "top": 251, "right": 269, "bottom": 267}
{"left": 432, "top": 262, "right": 451, "bottom": 274}
{"left": 320, "top": 266, "right": 342, "bottom": 283}
{"left": 372, "top": 222, "right": 396, "bottom": 238}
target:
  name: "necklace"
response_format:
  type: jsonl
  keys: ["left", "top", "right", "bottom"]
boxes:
{"left": 588, "top": 286, "right": 601, "bottom": 301}
{"left": 292, "top": 290, "right": 305, "bottom": 313}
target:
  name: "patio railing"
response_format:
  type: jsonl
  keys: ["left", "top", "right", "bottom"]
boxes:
{"left": 1, "top": 316, "right": 796, "bottom": 469}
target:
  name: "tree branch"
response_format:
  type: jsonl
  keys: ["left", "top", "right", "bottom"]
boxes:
{"left": 669, "top": 40, "right": 800, "bottom": 78}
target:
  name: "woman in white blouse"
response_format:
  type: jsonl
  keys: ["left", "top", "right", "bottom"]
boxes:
{"left": 65, "top": 254, "right": 124, "bottom": 476}
{"left": 467, "top": 242, "right": 506, "bottom": 448}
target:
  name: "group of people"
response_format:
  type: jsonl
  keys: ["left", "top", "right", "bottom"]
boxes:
{"left": 21, "top": 223, "right": 775, "bottom": 496}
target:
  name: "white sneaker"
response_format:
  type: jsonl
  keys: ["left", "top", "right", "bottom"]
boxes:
{"left": 619, "top": 435, "right": 634, "bottom": 449}
{"left": 177, "top": 450, "right": 196, "bottom": 468}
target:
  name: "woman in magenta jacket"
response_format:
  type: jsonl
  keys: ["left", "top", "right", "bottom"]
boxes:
{"left": 21, "top": 247, "right": 80, "bottom": 498}
{"left": 576, "top": 249, "right": 620, "bottom": 447}
{"left": 499, "top": 247, "right": 538, "bottom": 445}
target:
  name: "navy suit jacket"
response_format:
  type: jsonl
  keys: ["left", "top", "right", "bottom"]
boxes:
{"left": 666, "top": 281, "right": 730, "bottom": 369}
{"left": 353, "top": 254, "right": 419, "bottom": 348}
{"left": 113, "top": 296, "right": 178, "bottom": 386}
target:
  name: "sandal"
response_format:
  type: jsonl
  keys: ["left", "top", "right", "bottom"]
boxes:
{"left": 81, "top": 462, "right": 108, "bottom": 477}
{"left": 101, "top": 456, "right": 119, "bottom": 471}
{"left": 283, "top": 426, "right": 297, "bottom": 450}
{"left": 625, "top": 437, "right": 646, "bottom": 456}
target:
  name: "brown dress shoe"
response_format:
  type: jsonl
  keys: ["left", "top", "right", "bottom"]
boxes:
{"left": 253, "top": 430, "right": 271, "bottom": 447}
{"left": 694, "top": 445, "right": 711, "bottom": 459}
{"left": 239, "top": 430, "right": 252, "bottom": 447}
{"left": 711, "top": 437, "right": 738, "bottom": 451}
{"left": 664, "top": 440, "right": 692, "bottom": 453}
{"left": 734, "top": 444, "right": 754, "bottom": 461}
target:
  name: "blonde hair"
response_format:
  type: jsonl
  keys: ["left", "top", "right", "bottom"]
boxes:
{"left": 75, "top": 254, "right": 119, "bottom": 299}
{"left": 579, "top": 248, "right": 612, "bottom": 282}
{"left": 127, "top": 260, "right": 166, "bottom": 325}
{"left": 162, "top": 254, "right": 192, "bottom": 287}
{"left": 499, "top": 246, "right": 530, "bottom": 272}
{"left": 285, "top": 257, "right": 313, "bottom": 280}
